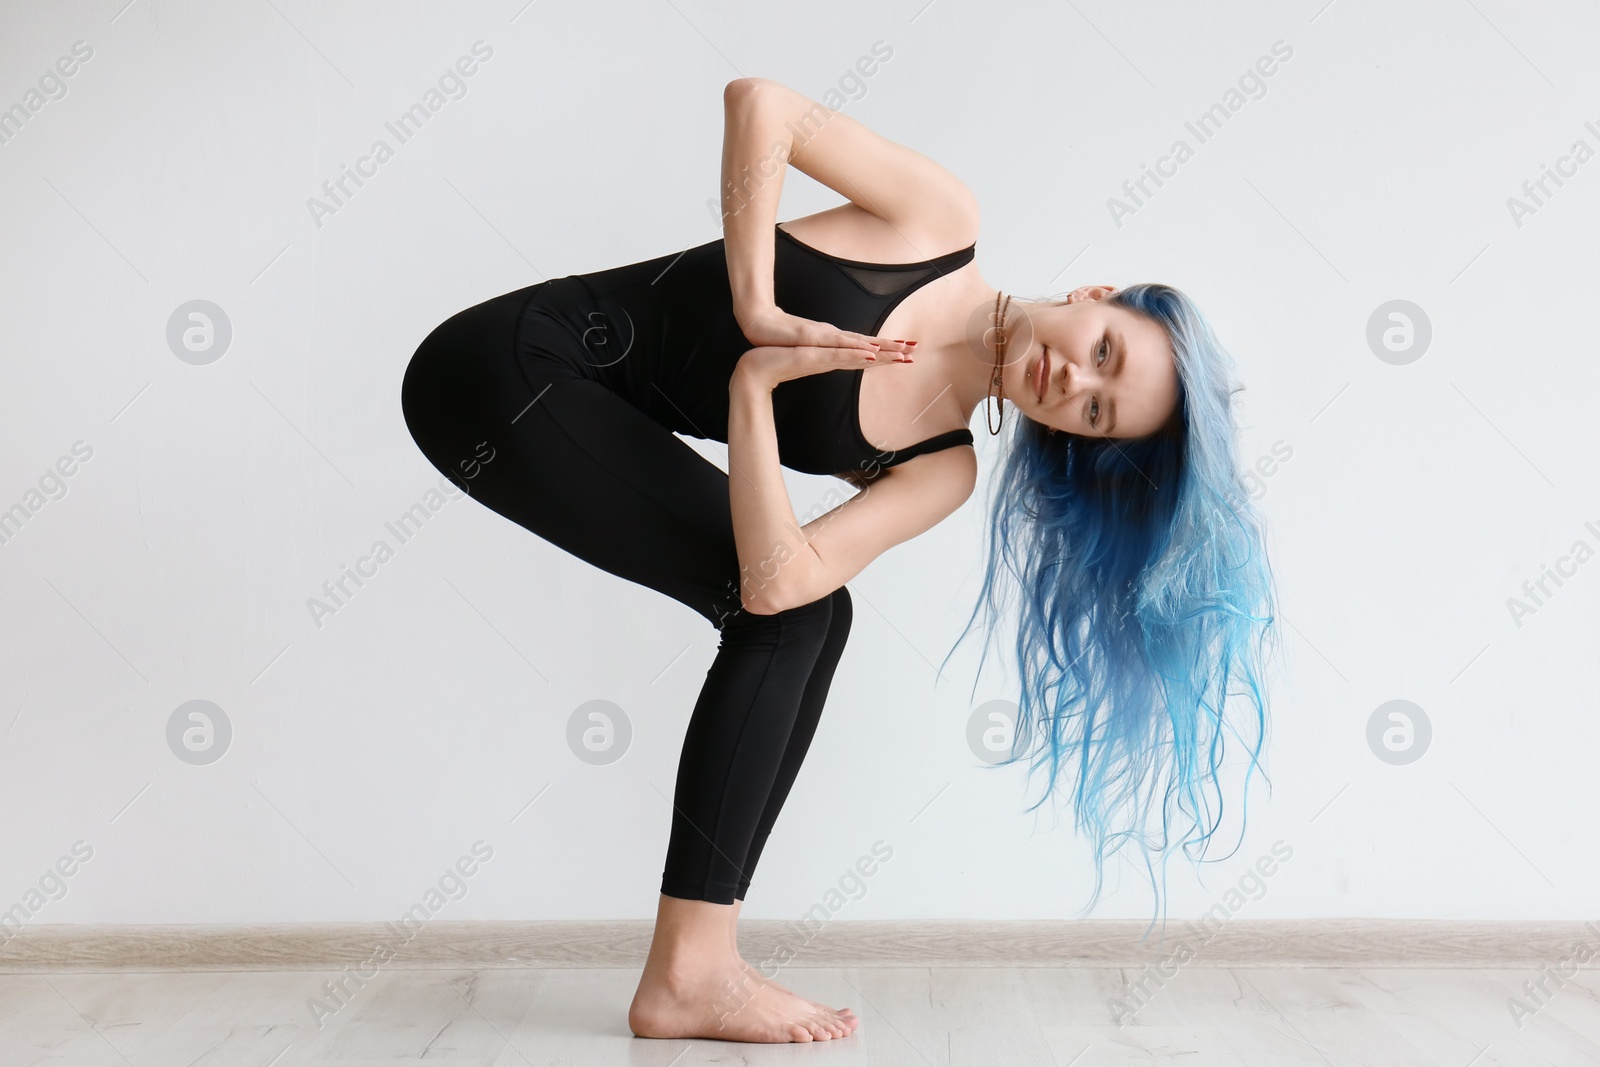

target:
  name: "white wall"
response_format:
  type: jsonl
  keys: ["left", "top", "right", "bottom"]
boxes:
{"left": 1, "top": 0, "right": 1594, "bottom": 929}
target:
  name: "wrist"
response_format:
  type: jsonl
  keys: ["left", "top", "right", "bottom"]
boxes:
{"left": 734, "top": 301, "right": 776, "bottom": 335}
{"left": 730, "top": 358, "right": 777, "bottom": 396}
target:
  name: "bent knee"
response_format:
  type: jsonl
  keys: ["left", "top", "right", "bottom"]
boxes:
{"left": 827, "top": 586, "right": 853, "bottom": 633}
{"left": 720, "top": 584, "right": 841, "bottom": 637}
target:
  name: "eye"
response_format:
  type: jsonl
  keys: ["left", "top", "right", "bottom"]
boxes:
{"left": 1088, "top": 397, "right": 1099, "bottom": 426}
{"left": 1096, "top": 333, "right": 1109, "bottom": 365}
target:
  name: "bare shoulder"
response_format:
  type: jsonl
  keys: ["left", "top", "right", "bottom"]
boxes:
{"left": 838, "top": 439, "right": 978, "bottom": 505}
{"left": 780, "top": 202, "right": 979, "bottom": 266}
{"left": 896, "top": 440, "right": 979, "bottom": 503}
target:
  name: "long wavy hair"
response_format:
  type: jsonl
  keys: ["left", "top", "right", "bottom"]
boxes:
{"left": 941, "top": 282, "right": 1281, "bottom": 937}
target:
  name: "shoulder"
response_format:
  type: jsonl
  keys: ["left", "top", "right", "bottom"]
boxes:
{"left": 840, "top": 439, "right": 978, "bottom": 505}
{"left": 779, "top": 199, "right": 979, "bottom": 265}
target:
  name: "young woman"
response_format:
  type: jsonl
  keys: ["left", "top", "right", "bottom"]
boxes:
{"left": 400, "top": 77, "right": 1277, "bottom": 1044}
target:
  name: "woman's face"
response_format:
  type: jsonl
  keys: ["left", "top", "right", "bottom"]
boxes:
{"left": 1004, "top": 287, "right": 1180, "bottom": 439}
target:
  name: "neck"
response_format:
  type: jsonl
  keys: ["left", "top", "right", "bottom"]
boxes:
{"left": 933, "top": 273, "right": 1022, "bottom": 427}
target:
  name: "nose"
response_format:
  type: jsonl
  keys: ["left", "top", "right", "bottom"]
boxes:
{"left": 1062, "top": 352, "right": 1095, "bottom": 394}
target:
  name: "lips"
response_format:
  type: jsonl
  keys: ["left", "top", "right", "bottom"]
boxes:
{"left": 1034, "top": 346, "right": 1047, "bottom": 402}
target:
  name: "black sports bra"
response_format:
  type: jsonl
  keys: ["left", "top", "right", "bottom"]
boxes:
{"left": 767, "top": 223, "right": 977, "bottom": 480}
{"left": 537, "top": 220, "right": 978, "bottom": 481}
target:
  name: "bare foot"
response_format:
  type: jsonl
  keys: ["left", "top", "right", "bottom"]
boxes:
{"left": 629, "top": 957, "right": 857, "bottom": 1042}
{"left": 727, "top": 903, "right": 855, "bottom": 1031}
{"left": 733, "top": 955, "right": 858, "bottom": 1034}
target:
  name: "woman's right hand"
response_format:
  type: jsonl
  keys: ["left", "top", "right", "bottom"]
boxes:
{"left": 734, "top": 343, "right": 914, "bottom": 392}
{"left": 737, "top": 304, "right": 914, "bottom": 357}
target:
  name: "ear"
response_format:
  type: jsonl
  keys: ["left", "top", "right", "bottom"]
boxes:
{"left": 1065, "top": 284, "right": 1117, "bottom": 304}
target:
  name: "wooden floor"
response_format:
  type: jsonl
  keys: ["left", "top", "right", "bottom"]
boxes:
{"left": 4, "top": 965, "right": 1597, "bottom": 1065}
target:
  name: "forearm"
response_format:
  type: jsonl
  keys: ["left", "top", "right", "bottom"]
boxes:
{"left": 721, "top": 80, "right": 823, "bottom": 325}
{"left": 726, "top": 367, "right": 823, "bottom": 613}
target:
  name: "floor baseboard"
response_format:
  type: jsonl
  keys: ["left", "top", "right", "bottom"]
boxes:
{"left": 1, "top": 919, "right": 1591, "bottom": 972}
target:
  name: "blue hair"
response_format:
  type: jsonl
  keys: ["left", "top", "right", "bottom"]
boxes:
{"left": 941, "top": 282, "right": 1281, "bottom": 937}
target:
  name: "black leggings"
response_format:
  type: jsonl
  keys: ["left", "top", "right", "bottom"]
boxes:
{"left": 399, "top": 282, "right": 852, "bottom": 905}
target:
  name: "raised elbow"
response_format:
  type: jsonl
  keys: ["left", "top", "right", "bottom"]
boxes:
{"left": 724, "top": 77, "right": 766, "bottom": 106}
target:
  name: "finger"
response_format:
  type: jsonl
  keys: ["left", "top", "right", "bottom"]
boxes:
{"left": 836, "top": 333, "right": 909, "bottom": 361}
{"left": 857, "top": 333, "right": 916, "bottom": 356}
{"left": 842, "top": 331, "right": 891, "bottom": 350}
{"left": 844, "top": 340, "right": 908, "bottom": 364}
{"left": 806, "top": 344, "right": 880, "bottom": 363}
{"left": 828, "top": 337, "right": 881, "bottom": 358}
{"left": 849, "top": 335, "right": 913, "bottom": 362}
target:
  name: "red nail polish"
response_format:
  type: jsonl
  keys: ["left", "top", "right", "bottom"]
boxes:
{"left": 905, "top": 340, "right": 918, "bottom": 346}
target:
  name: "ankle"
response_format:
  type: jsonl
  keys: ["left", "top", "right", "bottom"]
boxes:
{"left": 645, "top": 937, "right": 738, "bottom": 979}
{"left": 651, "top": 896, "right": 737, "bottom": 951}
{"left": 647, "top": 953, "right": 747, "bottom": 997}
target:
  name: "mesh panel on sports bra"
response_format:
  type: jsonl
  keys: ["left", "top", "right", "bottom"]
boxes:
{"left": 835, "top": 263, "right": 941, "bottom": 297}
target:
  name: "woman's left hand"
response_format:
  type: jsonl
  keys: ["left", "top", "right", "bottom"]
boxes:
{"left": 734, "top": 343, "right": 914, "bottom": 391}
